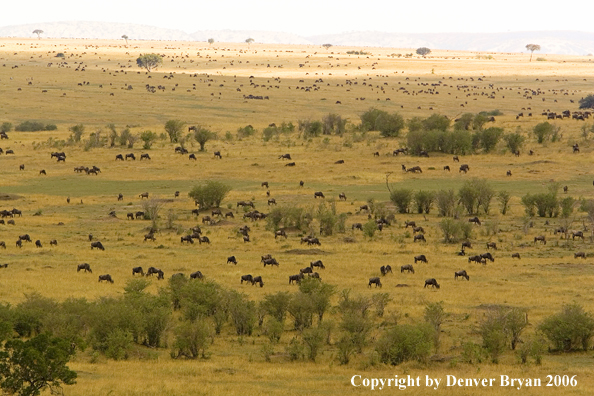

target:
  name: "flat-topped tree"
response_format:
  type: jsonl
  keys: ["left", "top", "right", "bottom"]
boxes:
{"left": 136, "top": 53, "right": 163, "bottom": 72}
{"left": 32, "top": 29, "right": 43, "bottom": 39}
{"left": 526, "top": 44, "right": 540, "bottom": 62}
{"left": 208, "top": 38, "right": 215, "bottom": 45}
{"left": 121, "top": 35, "right": 129, "bottom": 46}
{"left": 245, "top": 38, "right": 254, "bottom": 48}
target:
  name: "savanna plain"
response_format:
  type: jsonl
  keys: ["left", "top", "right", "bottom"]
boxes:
{"left": 1, "top": 38, "right": 594, "bottom": 395}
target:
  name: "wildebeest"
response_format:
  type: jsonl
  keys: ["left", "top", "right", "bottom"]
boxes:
{"left": 407, "top": 166, "right": 422, "bottom": 173}
{"left": 98, "top": 274, "right": 114, "bottom": 283}
{"left": 453, "top": 155, "right": 460, "bottom": 162}
{"left": 289, "top": 274, "right": 304, "bottom": 284}
{"left": 118, "top": 193, "right": 123, "bottom": 201}
{"left": 11, "top": 209, "right": 21, "bottom": 217}
{"left": 225, "top": 211, "right": 234, "bottom": 218}
{"left": 180, "top": 235, "right": 194, "bottom": 244}
{"left": 147, "top": 267, "right": 164, "bottom": 280}
{"left": 352, "top": 223, "right": 363, "bottom": 231}
{"left": 198, "top": 236, "right": 210, "bottom": 244}
{"left": 424, "top": 278, "right": 440, "bottom": 289}
{"left": 512, "top": 253, "right": 521, "bottom": 259}
{"left": 19, "top": 234, "right": 32, "bottom": 242}
{"left": 0, "top": 241, "right": 5, "bottom": 249}
{"left": 368, "top": 277, "right": 382, "bottom": 288}
{"left": 213, "top": 151, "right": 222, "bottom": 159}
{"left": 413, "top": 234, "right": 426, "bottom": 243}
{"left": 190, "top": 271, "right": 204, "bottom": 280}
{"left": 50, "top": 239, "right": 57, "bottom": 246}
{"left": 506, "top": 170, "right": 512, "bottom": 177}
{"left": 459, "top": 164, "right": 470, "bottom": 173}
{"left": 5, "top": 150, "right": 14, "bottom": 155}
{"left": 19, "top": 164, "right": 24, "bottom": 170}
{"left": 252, "top": 275, "right": 264, "bottom": 287}
{"left": 404, "top": 220, "right": 416, "bottom": 228}
{"left": 261, "top": 181, "right": 269, "bottom": 188}
{"left": 243, "top": 235, "right": 250, "bottom": 243}
{"left": 380, "top": 265, "right": 393, "bottom": 276}
{"left": 135, "top": 211, "right": 145, "bottom": 219}
{"left": 314, "top": 191, "right": 325, "bottom": 199}
{"left": 115, "top": 154, "right": 124, "bottom": 160}
{"left": 443, "top": 165, "right": 450, "bottom": 171}
{"left": 400, "top": 264, "right": 414, "bottom": 274}
{"left": 468, "top": 217, "right": 481, "bottom": 226}
{"left": 139, "top": 192, "right": 149, "bottom": 199}
{"left": 132, "top": 266, "right": 145, "bottom": 276}
{"left": 16, "top": 240, "right": 22, "bottom": 248}
{"left": 189, "top": 153, "right": 197, "bottom": 160}
{"left": 237, "top": 200, "right": 255, "bottom": 209}
{"left": 140, "top": 153, "right": 151, "bottom": 160}
{"left": 574, "top": 252, "right": 587, "bottom": 259}
{"left": 211, "top": 208, "right": 223, "bottom": 217}
{"left": 285, "top": 162, "right": 296, "bottom": 167}
{"left": 300, "top": 267, "right": 313, "bottom": 274}
{"left": 338, "top": 193, "right": 347, "bottom": 201}
{"left": 202, "top": 216, "right": 213, "bottom": 225}
{"left": 127, "top": 212, "right": 134, "bottom": 220}
{"left": 77, "top": 263, "right": 92, "bottom": 273}
{"left": 307, "top": 237, "right": 321, "bottom": 246}
{"left": 275, "top": 229, "right": 287, "bottom": 239}
{"left": 572, "top": 231, "right": 584, "bottom": 240}
{"left": 241, "top": 274, "right": 253, "bottom": 284}
{"left": 534, "top": 235, "right": 546, "bottom": 245}
{"left": 563, "top": 186, "right": 568, "bottom": 193}
{"left": 263, "top": 257, "right": 279, "bottom": 267}
{"left": 480, "top": 252, "right": 495, "bottom": 262}
{"left": 468, "top": 255, "right": 485, "bottom": 264}
{"left": 34, "top": 239, "right": 42, "bottom": 248}
{"left": 144, "top": 233, "right": 156, "bottom": 242}
{"left": 279, "top": 154, "right": 292, "bottom": 160}
{"left": 227, "top": 256, "right": 238, "bottom": 265}
{"left": 414, "top": 255, "right": 428, "bottom": 264}
{"left": 268, "top": 198, "right": 277, "bottom": 205}
{"left": 455, "top": 270, "right": 469, "bottom": 281}
{"left": 299, "top": 180, "right": 304, "bottom": 187}
{"left": 486, "top": 242, "right": 497, "bottom": 250}
{"left": 125, "top": 153, "right": 136, "bottom": 160}
{"left": 91, "top": 241, "right": 105, "bottom": 250}
{"left": 334, "top": 159, "right": 345, "bottom": 164}
{"left": 461, "top": 241, "right": 472, "bottom": 249}
{"left": 0, "top": 264, "right": 7, "bottom": 268}
{"left": 39, "top": 169, "right": 46, "bottom": 175}
{"left": 413, "top": 226, "right": 425, "bottom": 234}
{"left": 358, "top": 204, "right": 370, "bottom": 212}
{"left": 310, "top": 260, "right": 325, "bottom": 269}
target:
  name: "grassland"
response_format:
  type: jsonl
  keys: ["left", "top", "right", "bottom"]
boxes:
{"left": 1, "top": 38, "right": 594, "bottom": 395}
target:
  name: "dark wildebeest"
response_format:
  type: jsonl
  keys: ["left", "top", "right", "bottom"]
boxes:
{"left": 572, "top": 231, "right": 584, "bottom": 240}
{"left": 241, "top": 274, "right": 253, "bottom": 284}
{"left": 5, "top": 150, "right": 14, "bottom": 155}
{"left": 189, "top": 153, "right": 197, "bottom": 160}
{"left": 407, "top": 166, "right": 422, "bottom": 173}
{"left": 275, "top": 229, "right": 287, "bottom": 239}
{"left": 34, "top": 240, "right": 42, "bottom": 248}
{"left": 414, "top": 234, "right": 426, "bottom": 243}
{"left": 486, "top": 242, "right": 497, "bottom": 250}
{"left": 314, "top": 191, "right": 325, "bottom": 199}
{"left": 338, "top": 193, "right": 347, "bottom": 201}
{"left": 39, "top": 169, "right": 46, "bottom": 175}
{"left": 368, "top": 277, "right": 382, "bottom": 288}
{"left": 299, "top": 180, "right": 304, "bottom": 187}
{"left": 190, "top": 271, "right": 204, "bottom": 280}
{"left": 380, "top": 265, "right": 393, "bottom": 276}
{"left": 140, "top": 153, "right": 151, "bottom": 160}
{"left": 127, "top": 212, "right": 134, "bottom": 220}
{"left": 89, "top": 234, "right": 93, "bottom": 241}
{"left": 424, "top": 278, "right": 440, "bottom": 289}
{"left": 227, "top": 256, "right": 238, "bottom": 265}
{"left": 404, "top": 221, "right": 416, "bottom": 228}
{"left": 202, "top": 216, "right": 213, "bottom": 225}
{"left": 77, "top": 263, "right": 92, "bottom": 273}
{"left": 237, "top": 200, "right": 255, "bottom": 209}
{"left": 373, "top": 151, "right": 379, "bottom": 157}
{"left": 198, "top": 236, "right": 210, "bottom": 244}
{"left": 289, "top": 273, "right": 304, "bottom": 284}
{"left": 285, "top": 162, "right": 296, "bottom": 167}
{"left": 115, "top": 154, "right": 124, "bottom": 161}
{"left": 511, "top": 253, "right": 521, "bottom": 259}
{"left": 563, "top": 186, "right": 568, "bottom": 193}
{"left": 461, "top": 241, "right": 472, "bottom": 249}
{"left": 359, "top": 204, "right": 370, "bottom": 212}
{"left": 225, "top": 211, "right": 234, "bottom": 218}
{"left": 125, "top": 153, "right": 136, "bottom": 160}
{"left": 132, "top": 266, "right": 145, "bottom": 276}
{"left": 19, "top": 164, "right": 24, "bottom": 170}
{"left": 310, "top": 260, "right": 325, "bottom": 269}
{"left": 263, "top": 258, "right": 279, "bottom": 267}
{"left": 50, "top": 239, "right": 57, "bottom": 246}
{"left": 334, "top": 159, "right": 345, "bottom": 164}
{"left": 506, "top": 170, "right": 512, "bottom": 177}
{"left": 16, "top": 240, "right": 22, "bottom": 248}
{"left": 414, "top": 255, "right": 428, "bottom": 264}
{"left": 252, "top": 276, "right": 264, "bottom": 287}
{"left": 444, "top": 165, "right": 450, "bottom": 171}
{"left": 413, "top": 226, "right": 425, "bottom": 234}
{"left": 91, "top": 241, "right": 105, "bottom": 250}
{"left": 279, "top": 154, "right": 292, "bottom": 160}
{"left": 480, "top": 252, "right": 495, "bottom": 262}
{"left": 468, "top": 217, "right": 481, "bottom": 226}
{"left": 534, "top": 235, "right": 546, "bottom": 245}
{"left": 213, "top": 151, "right": 222, "bottom": 159}
{"left": 468, "top": 255, "right": 484, "bottom": 264}
{"left": 352, "top": 223, "right": 363, "bottom": 231}
{"left": 459, "top": 164, "right": 469, "bottom": 173}
{"left": 135, "top": 211, "right": 145, "bottom": 219}
{"left": 574, "top": 252, "right": 587, "bottom": 259}
{"left": 0, "top": 264, "right": 7, "bottom": 268}
{"left": 191, "top": 209, "right": 200, "bottom": 217}
{"left": 268, "top": 198, "right": 277, "bottom": 205}
{"left": 98, "top": 274, "right": 114, "bottom": 283}
{"left": 309, "top": 272, "right": 321, "bottom": 280}
{"left": 139, "top": 192, "right": 149, "bottom": 199}
{"left": 0, "top": 241, "right": 5, "bottom": 249}
{"left": 144, "top": 233, "right": 156, "bottom": 242}
{"left": 19, "top": 234, "right": 32, "bottom": 242}
{"left": 181, "top": 235, "right": 194, "bottom": 244}
{"left": 243, "top": 235, "right": 250, "bottom": 243}
{"left": 261, "top": 181, "right": 269, "bottom": 188}
{"left": 147, "top": 267, "right": 164, "bottom": 280}
{"left": 300, "top": 267, "right": 313, "bottom": 274}
{"left": 7, "top": 220, "right": 14, "bottom": 225}
{"left": 400, "top": 264, "right": 414, "bottom": 274}
{"left": 307, "top": 237, "right": 321, "bottom": 246}
{"left": 211, "top": 208, "right": 223, "bottom": 217}
{"left": 419, "top": 151, "right": 429, "bottom": 157}
{"left": 455, "top": 270, "right": 469, "bottom": 281}
{"left": 118, "top": 193, "right": 123, "bottom": 201}
{"left": 453, "top": 155, "right": 460, "bottom": 162}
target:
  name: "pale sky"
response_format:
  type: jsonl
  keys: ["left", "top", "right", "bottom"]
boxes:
{"left": 1, "top": 0, "right": 592, "bottom": 36}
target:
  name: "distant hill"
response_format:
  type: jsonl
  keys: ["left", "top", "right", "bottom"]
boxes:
{"left": 1, "top": 21, "right": 593, "bottom": 55}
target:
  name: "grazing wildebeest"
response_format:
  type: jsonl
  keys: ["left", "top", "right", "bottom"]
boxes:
{"left": 309, "top": 272, "right": 321, "bottom": 280}
{"left": 268, "top": 198, "right": 277, "bottom": 205}
{"left": 368, "top": 277, "right": 382, "bottom": 288}
{"left": 0, "top": 242, "right": 5, "bottom": 249}
{"left": 299, "top": 180, "right": 304, "bottom": 187}
{"left": 16, "top": 240, "right": 22, "bottom": 248}
{"left": 486, "top": 242, "right": 497, "bottom": 250}
{"left": 459, "top": 164, "right": 469, "bottom": 173}
{"left": 400, "top": 264, "right": 414, "bottom": 274}
{"left": 189, "top": 153, "right": 197, "bottom": 160}
{"left": 211, "top": 208, "right": 223, "bottom": 217}
{"left": 243, "top": 235, "right": 250, "bottom": 243}
{"left": 115, "top": 154, "right": 124, "bottom": 161}
{"left": 300, "top": 267, "right": 313, "bottom": 274}
{"left": 91, "top": 241, "right": 105, "bottom": 250}
{"left": 237, "top": 200, "right": 255, "bottom": 209}
{"left": 225, "top": 211, "right": 234, "bottom": 218}
{"left": 118, "top": 193, "right": 123, "bottom": 201}
{"left": 461, "top": 241, "right": 472, "bottom": 249}
{"left": 227, "top": 256, "right": 238, "bottom": 265}
{"left": 455, "top": 270, "right": 469, "bottom": 281}
{"left": 0, "top": 264, "right": 7, "bottom": 268}
{"left": 252, "top": 276, "right": 264, "bottom": 287}
{"left": 506, "top": 170, "right": 512, "bottom": 177}
{"left": 77, "top": 263, "right": 92, "bottom": 273}
{"left": 563, "top": 186, "right": 568, "bottom": 193}
{"left": 7, "top": 220, "right": 14, "bottom": 225}
{"left": 139, "top": 192, "right": 149, "bottom": 199}
{"left": 352, "top": 223, "right": 363, "bottom": 231}
{"left": 359, "top": 204, "right": 370, "bottom": 212}
{"left": 19, "top": 234, "right": 31, "bottom": 242}
{"left": 468, "top": 255, "right": 484, "bottom": 264}
{"left": 190, "top": 271, "right": 204, "bottom": 280}
{"left": 310, "top": 260, "right": 325, "bottom": 269}
{"left": 19, "top": 164, "right": 24, "bottom": 170}
{"left": 39, "top": 169, "right": 46, "bottom": 175}
{"left": 5, "top": 150, "right": 14, "bottom": 155}
{"left": 289, "top": 274, "right": 304, "bottom": 284}
{"left": 11, "top": 209, "right": 21, "bottom": 217}
{"left": 275, "top": 229, "right": 287, "bottom": 239}
{"left": 127, "top": 212, "right": 134, "bottom": 220}
{"left": 413, "top": 234, "right": 426, "bottom": 243}
{"left": 134, "top": 211, "right": 144, "bottom": 219}
{"left": 574, "top": 252, "right": 587, "bottom": 259}
{"left": 419, "top": 151, "right": 429, "bottom": 157}
{"left": 307, "top": 237, "right": 321, "bottom": 246}
{"left": 261, "top": 181, "right": 269, "bottom": 188}
{"left": 414, "top": 255, "right": 427, "bottom": 264}
{"left": 180, "top": 235, "right": 194, "bottom": 244}
{"left": 380, "top": 265, "right": 393, "bottom": 276}
{"left": 98, "top": 274, "right": 114, "bottom": 283}
{"left": 468, "top": 217, "right": 481, "bottom": 226}
{"left": 213, "top": 151, "right": 222, "bottom": 159}
{"left": 373, "top": 151, "right": 379, "bottom": 157}
{"left": 144, "top": 233, "right": 156, "bottom": 242}
{"left": 534, "top": 235, "right": 546, "bottom": 245}
{"left": 198, "top": 236, "right": 210, "bottom": 244}
{"left": 239, "top": 226, "right": 250, "bottom": 236}
{"left": 453, "top": 155, "right": 460, "bottom": 162}
{"left": 480, "top": 252, "right": 495, "bottom": 262}
{"left": 89, "top": 234, "right": 93, "bottom": 241}
{"left": 512, "top": 253, "right": 521, "bottom": 259}
{"left": 50, "top": 239, "right": 57, "bottom": 246}
{"left": 140, "top": 153, "right": 151, "bottom": 160}
{"left": 338, "top": 193, "right": 347, "bottom": 201}
{"left": 572, "top": 231, "right": 584, "bottom": 240}
{"left": 191, "top": 209, "right": 200, "bottom": 217}
{"left": 407, "top": 166, "right": 422, "bottom": 173}
{"left": 125, "top": 153, "right": 136, "bottom": 160}
{"left": 443, "top": 165, "right": 450, "bottom": 171}
{"left": 404, "top": 221, "right": 416, "bottom": 228}
{"left": 314, "top": 191, "right": 325, "bottom": 199}
{"left": 147, "top": 267, "right": 164, "bottom": 280}
{"left": 573, "top": 144, "right": 579, "bottom": 153}
{"left": 263, "top": 258, "right": 279, "bottom": 267}
{"left": 413, "top": 226, "right": 425, "bottom": 234}
{"left": 241, "top": 274, "right": 253, "bottom": 284}
{"left": 202, "top": 216, "right": 213, "bottom": 225}
{"left": 424, "top": 278, "right": 440, "bottom": 289}
{"left": 285, "top": 162, "right": 296, "bottom": 167}
{"left": 279, "top": 154, "right": 292, "bottom": 160}
{"left": 132, "top": 266, "right": 145, "bottom": 276}
{"left": 334, "top": 159, "right": 345, "bottom": 164}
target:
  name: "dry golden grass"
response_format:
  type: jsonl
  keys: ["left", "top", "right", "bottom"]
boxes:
{"left": 0, "top": 38, "right": 594, "bottom": 395}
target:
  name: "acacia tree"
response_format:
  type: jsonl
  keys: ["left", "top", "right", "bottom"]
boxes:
{"left": 136, "top": 53, "right": 163, "bottom": 72}
{"left": 208, "top": 38, "right": 215, "bottom": 45}
{"left": 164, "top": 120, "right": 186, "bottom": 143}
{"left": 245, "top": 38, "right": 254, "bottom": 48}
{"left": 579, "top": 94, "right": 594, "bottom": 110}
{"left": 194, "top": 127, "right": 214, "bottom": 151}
{"left": 121, "top": 35, "right": 129, "bottom": 46}
{"left": 526, "top": 44, "right": 541, "bottom": 62}
{"left": 32, "top": 29, "right": 43, "bottom": 39}
{"left": 322, "top": 43, "right": 332, "bottom": 50}
{"left": 416, "top": 47, "right": 431, "bottom": 56}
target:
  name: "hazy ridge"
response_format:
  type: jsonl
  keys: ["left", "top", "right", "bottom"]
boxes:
{"left": 1, "top": 21, "right": 593, "bottom": 55}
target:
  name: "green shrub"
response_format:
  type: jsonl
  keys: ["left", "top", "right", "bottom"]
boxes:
{"left": 539, "top": 303, "right": 594, "bottom": 351}
{"left": 188, "top": 181, "right": 231, "bottom": 209}
{"left": 171, "top": 320, "right": 212, "bottom": 359}
{"left": 375, "top": 323, "right": 434, "bottom": 365}
{"left": 390, "top": 189, "right": 413, "bottom": 213}
{"left": 533, "top": 122, "right": 556, "bottom": 144}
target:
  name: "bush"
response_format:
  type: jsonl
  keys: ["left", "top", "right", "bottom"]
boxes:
{"left": 302, "top": 327, "right": 325, "bottom": 361}
{"left": 475, "top": 127, "right": 503, "bottom": 153}
{"left": 416, "top": 47, "right": 431, "bottom": 56}
{"left": 266, "top": 205, "right": 312, "bottom": 232}
{"left": 140, "top": 130, "right": 157, "bottom": 149}
{"left": 362, "top": 219, "right": 377, "bottom": 238}
{"left": 0, "top": 122, "right": 12, "bottom": 133}
{"left": 479, "top": 306, "right": 528, "bottom": 363}
{"left": 164, "top": 120, "right": 185, "bottom": 143}
{"left": 504, "top": 132, "right": 525, "bottom": 154}
{"left": 188, "top": 181, "right": 231, "bottom": 209}
{"left": 375, "top": 323, "right": 434, "bottom": 365}
{"left": 579, "top": 94, "right": 594, "bottom": 110}
{"left": 261, "top": 292, "right": 291, "bottom": 324}
{"left": 522, "top": 192, "right": 558, "bottom": 218}
{"left": 68, "top": 124, "right": 85, "bottom": 143}
{"left": 439, "top": 218, "right": 462, "bottom": 243}
{"left": 435, "top": 189, "right": 457, "bottom": 217}
{"left": 298, "top": 120, "right": 323, "bottom": 139}
{"left": 193, "top": 127, "right": 214, "bottom": 151}
{"left": 533, "top": 122, "right": 556, "bottom": 144}
{"left": 322, "top": 114, "right": 347, "bottom": 136}
{"left": 422, "top": 114, "right": 450, "bottom": 131}
{"left": 237, "top": 124, "right": 256, "bottom": 138}
{"left": 171, "top": 320, "right": 212, "bottom": 359}
{"left": 539, "top": 303, "right": 594, "bottom": 351}
{"left": 360, "top": 108, "right": 405, "bottom": 137}
{"left": 15, "top": 121, "right": 55, "bottom": 132}
{"left": 390, "top": 189, "right": 413, "bottom": 213}
{"left": 498, "top": 191, "right": 511, "bottom": 215}
{"left": 414, "top": 191, "right": 434, "bottom": 214}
